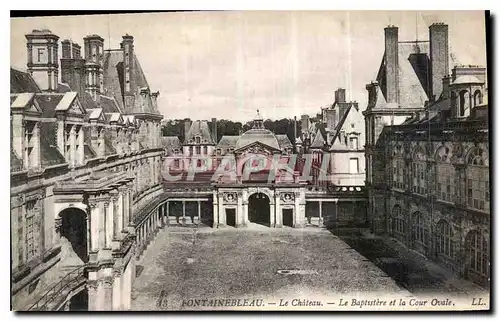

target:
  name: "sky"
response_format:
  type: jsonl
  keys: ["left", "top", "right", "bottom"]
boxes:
{"left": 10, "top": 11, "right": 487, "bottom": 122}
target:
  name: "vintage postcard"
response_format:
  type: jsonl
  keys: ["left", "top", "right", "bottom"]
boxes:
{"left": 10, "top": 10, "right": 490, "bottom": 311}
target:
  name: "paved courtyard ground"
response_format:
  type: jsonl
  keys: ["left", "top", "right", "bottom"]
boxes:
{"left": 131, "top": 225, "right": 409, "bottom": 311}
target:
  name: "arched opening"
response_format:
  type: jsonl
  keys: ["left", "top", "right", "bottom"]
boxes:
{"left": 68, "top": 288, "right": 88, "bottom": 311}
{"left": 465, "top": 230, "right": 489, "bottom": 286}
{"left": 390, "top": 205, "right": 405, "bottom": 244}
{"left": 473, "top": 89, "right": 483, "bottom": 106}
{"left": 59, "top": 207, "right": 88, "bottom": 263}
{"left": 248, "top": 192, "right": 270, "bottom": 226}
{"left": 459, "top": 90, "right": 470, "bottom": 117}
{"left": 436, "top": 220, "right": 454, "bottom": 258}
{"left": 411, "top": 211, "right": 429, "bottom": 255}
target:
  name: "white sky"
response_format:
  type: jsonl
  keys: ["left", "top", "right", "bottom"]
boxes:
{"left": 10, "top": 11, "right": 487, "bottom": 122}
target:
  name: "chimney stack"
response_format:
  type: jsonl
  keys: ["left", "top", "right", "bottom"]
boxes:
{"left": 442, "top": 75, "right": 451, "bottom": 100}
{"left": 384, "top": 25, "right": 399, "bottom": 104}
{"left": 334, "top": 88, "right": 346, "bottom": 103}
{"left": 25, "top": 29, "right": 59, "bottom": 92}
{"left": 301, "top": 115, "right": 310, "bottom": 133}
{"left": 184, "top": 119, "right": 192, "bottom": 142}
{"left": 60, "top": 39, "right": 86, "bottom": 96}
{"left": 429, "top": 23, "right": 449, "bottom": 102}
{"left": 211, "top": 117, "right": 217, "bottom": 143}
{"left": 325, "top": 109, "right": 335, "bottom": 131}
{"left": 83, "top": 34, "right": 104, "bottom": 101}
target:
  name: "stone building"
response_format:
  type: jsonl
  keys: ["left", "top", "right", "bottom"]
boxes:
{"left": 364, "top": 22, "right": 490, "bottom": 287}
{"left": 161, "top": 110, "right": 368, "bottom": 230}
{"left": 298, "top": 88, "right": 365, "bottom": 186}
{"left": 11, "top": 29, "right": 164, "bottom": 310}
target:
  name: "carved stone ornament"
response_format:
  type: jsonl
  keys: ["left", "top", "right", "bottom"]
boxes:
{"left": 452, "top": 143, "right": 464, "bottom": 158}
{"left": 224, "top": 192, "right": 237, "bottom": 203}
{"left": 280, "top": 192, "right": 295, "bottom": 203}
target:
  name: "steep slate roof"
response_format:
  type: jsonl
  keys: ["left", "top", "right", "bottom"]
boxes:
{"left": 376, "top": 41, "right": 430, "bottom": 109}
{"left": 99, "top": 95, "right": 122, "bottom": 113}
{"left": 102, "top": 50, "right": 157, "bottom": 115}
{"left": 161, "top": 136, "right": 182, "bottom": 154}
{"left": 39, "top": 122, "right": 67, "bottom": 166}
{"left": 10, "top": 68, "right": 41, "bottom": 93}
{"left": 184, "top": 120, "right": 215, "bottom": 145}
{"left": 57, "top": 83, "right": 72, "bottom": 93}
{"left": 36, "top": 94, "right": 65, "bottom": 118}
{"left": 309, "top": 128, "right": 326, "bottom": 149}
{"left": 11, "top": 93, "right": 35, "bottom": 109}
{"left": 216, "top": 135, "right": 240, "bottom": 154}
{"left": 275, "top": 134, "right": 293, "bottom": 150}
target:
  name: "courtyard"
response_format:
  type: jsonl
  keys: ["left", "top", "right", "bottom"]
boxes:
{"left": 131, "top": 225, "right": 409, "bottom": 311}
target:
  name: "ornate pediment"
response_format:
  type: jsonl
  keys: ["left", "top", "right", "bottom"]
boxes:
{"left": 223, "top": 192, "right": 237, "bottom": 204}
{"left": 280, "top": 192, "right": 295, "bottom": 203}
{"left": 235, "top": 141, "right": 280, "bottom": 155}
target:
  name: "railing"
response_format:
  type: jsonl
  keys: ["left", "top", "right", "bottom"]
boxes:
{"left": 27, "top": 265, "right": 86, "bottom": 311}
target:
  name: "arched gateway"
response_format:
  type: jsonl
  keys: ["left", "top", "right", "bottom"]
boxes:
{"left": 248, "top": 192, "right": 271, "bottom": 226}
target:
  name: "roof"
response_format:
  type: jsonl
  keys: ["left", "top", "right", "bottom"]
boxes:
{"left": 55, "top": 92, "right": 78, "bottom": 111}
{"left": 99, "top": 95, "right": 122, "bottom": 113}
{"left": 161, "top": 136, "right": 182, "bottom": 154}
{"left": 39, "top": 122, "right": 67, "bottom": 166}
{"left": 102, "top": 50, "right": 158, "bottom": 115}
{"left": 11, "top": 93, "right": 35, "bottom": 109}
{"left": 184, "top": 120, "right": 215, "bottom": 145}
{"left": 376, "top": 41, "right": 430, "bottom": 109}
{"left": 309, "top": 128, "right": 326, "bottom": 149}
{"left": 452, "top": 75, "right": 483, "bottom": 85}
{"left": 236, "top": 128, "right": 280, "bottom": 150}
{"left": 36, "top": 94, "right": 65, "bottom": 118}
{"left": 86, "top": 108, "right": 103, "bottom": 120}
{"left": 57, "top": 83, "right": 72, "bottom": 93}
{"left": 276, "top": 134, "right": 293, "bottom": 150}
{"left": 215, "top": 135, "right": 240, "bottom": 154}
{"left": 10, "top": 68, "right": 41, "bottom": 93}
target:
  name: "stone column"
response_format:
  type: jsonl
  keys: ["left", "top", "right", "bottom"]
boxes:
{"left": 236, "top": 193, "right": 242, "bottom": 228}
{"left": 113, "top": 192, "right": 122, "bottom": 240}
{"left": 77, "top": 125, "right": 84, "bottom": 166}
{"left": 275, "top": 193, "right": 282, "bottom": 228}
{"left": 87, "top": 280, "right": 99, "bottom": 311}
{"left": 318, "top": 200, "right": 324, "bottom": 227}
{"left": 269, "top": 197, "right": 276, "bottom": 228}
{"left": 182, "top": 200, "right": 187, "bottom": 224}
{"left": 212, "top": 196, "right": 218, "bottom": 228}
{"left": 89, "top": 201, "right": 99, "bottom": 252}
{"left": 101, "top": 277, "right": 113, "bottom": 310}
{"left": 196, "top": 200, "right": 201, "bottom": 225}
{"left": 166, "top": 202, "right": 170, "bottom": 225}
{"left": 242, "top": 189, "right": 248, "bottom": 226}
{"left": 218, "top": 193, "right": 226, "bottom": 227}
{"left": 112, "top": 270, "right": 122, "bottom": 310}
{"left": 99, "top": 201, "right": 107, "bottom": 249}
{"left": 69, "top": 124, "right": 76, "bottom": 167}
{"left": 107, "top": 197, "right": 115, "bottom": 246}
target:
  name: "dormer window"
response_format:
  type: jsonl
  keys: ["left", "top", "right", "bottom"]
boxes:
{"left": 195, "top": 136, "right": 201, "bottom": 144}
{"left": 216, "top": 148, "right": 222, "bottom": 155}
{"left": 458, "top": 90, "right": 470, "bottom": 117}
{"left": 228, "top": 148, "right": 234, "bottom": 153}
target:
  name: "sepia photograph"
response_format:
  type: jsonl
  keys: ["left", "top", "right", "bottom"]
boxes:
{"left": 9, "top": 10, "right": 490, "bottom": 311}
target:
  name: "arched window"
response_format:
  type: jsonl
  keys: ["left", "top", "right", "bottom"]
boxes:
{"left": 465, "top": 230, "right": 489, "bottom": 283}
{"left": 459, "top": 90, "right": 470, "bottom": 117}
{"left": 391, "top": 205, "right": 405, "bottom": 243}
{"left": 436, "top": 220, "right": 454, "bottom": 258}
{"left": 411, "top": 211, "right": 429, "bottom": 254}
{"left": 411, "top": 146, "right": 427, "bottom": 195}
{"left": 473, "top": 90, "right": 483, "bottom": 106}
{"left": 435, "top": 145, "right": 455, "bottom": 202}
{"left": 392, "top": 144, "right": 405, "bottom": 190}
{"left": 466, "top": 147, "right": 489, "bottom": 211}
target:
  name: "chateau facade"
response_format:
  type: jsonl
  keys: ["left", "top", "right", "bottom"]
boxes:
{"left": 11, "top": 29, "right": 164, "bottom": 310}
{"left": 364, "top": 23, "right": 490, "bottom": 287}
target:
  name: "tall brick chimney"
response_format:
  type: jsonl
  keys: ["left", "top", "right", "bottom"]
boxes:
{"left": 334, "top": 88, "right": 346, "bottom": 103}
{"left": 83, "top": 34, "right": 104, "bottom": 101}
{"left": 384, "top": 25, "right": 399, "bottom": 104}
{"left": 60, "top": 39, "right": 86, "bottom": 96}
{"left": 301, "top": 115, "right": 310, "bottom": 133}
{"left": 429, "top": 23, "right": 449, "bottom": 101}
{"left": 121, "top": 34, "right": 135, "bottom": 110}
{"left": 325, "top": 109, "right": 335, "bottom": 131}
{"left": 184, "top": 120, "right": 192, "bottom": 142}
{"left": 211, "top": 117, "right": 217, "bottom": 143}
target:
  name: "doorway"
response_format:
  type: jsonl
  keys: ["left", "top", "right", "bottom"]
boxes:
{"left": 282, "top": 209, "right": 294, "bottom": 227}
{"left": 226, "top": 208, "right": 236, "bottom": 227}
{"left": 248, "top": 192, "right": 270, "bottom": 226}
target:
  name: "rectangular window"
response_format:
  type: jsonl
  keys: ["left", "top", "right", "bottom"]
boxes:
{"left": 349, "top": 137, "right": 358, "bottom": 149}
{"left": 195, "top": 146, "right": 201, "bottom": 155}
{"left": 349, "top": 158, "right": 359, "bottom": 174}
{"left": 25, "top": 200, "right": 39, "bottom": 262}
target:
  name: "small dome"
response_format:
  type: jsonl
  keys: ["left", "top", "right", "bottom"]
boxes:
{"left": 235, "top": 109, "right": 279, "bottom": 149}
{"left": 236, "top": 128, "right": 280, "bottom": 150}
{"left": 452, "top": 75, "right": 483, "bottom": 85}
